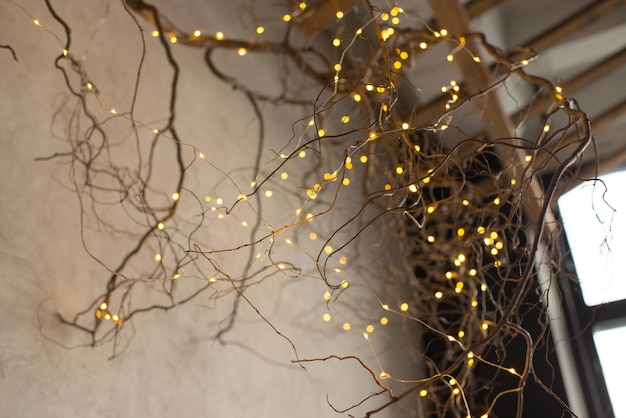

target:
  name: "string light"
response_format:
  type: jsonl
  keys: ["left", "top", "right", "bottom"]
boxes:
{"left": 26, "top": 3, "right": 594, "bottom": 416}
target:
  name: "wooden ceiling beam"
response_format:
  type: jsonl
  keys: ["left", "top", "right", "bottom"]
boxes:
{"left": 427, "top": 0, "right": 550, "bottom": 226}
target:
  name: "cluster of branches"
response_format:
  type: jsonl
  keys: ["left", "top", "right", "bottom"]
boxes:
{"left": 16, "top": 0, "right": 595, "bottom": 416}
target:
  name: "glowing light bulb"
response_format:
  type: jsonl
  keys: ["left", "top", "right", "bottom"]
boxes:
{"left": 420, "top": 389, "right": 428, "bottom": 397}
{"left": 154, "top": 253, "right": 162, "bottom": 262}
{"left": 379, "top": 371, "right": 390, "bottom": 379}
{"left": 157, "top": 222, "right": 164, "bottom": 230}
{"left": 151, "top": 30, "right": 159, "bottom": 37}
{"left": 419, "top": 42, "right": 428, "bottom": 49}
{"left": 256, "top": 26, "right": 264, "bottom": 34}
{"left": 238, "top": 48, "right": 247, "bottom": 56}
{"left": 340, "top": 280, "right": 349, "bottom": 289}
{"left": 400, "top": 302, "right": 409, "bottom": 311}
{"left": 215, "top": 31, "right": 224, "bottom": 40}
{"left": 193, "top": 30, "right": 201, "bottom": 37}
{"left": 380, "top": 317, "right": 389, "bottom": 325}
{"left": 323, "top": 313, "right": 332, "bottom": 322}
{"left": 170, "top": 36, "right": 178, "bottom": 43}
{"left": 342, "top": 323, "right": 351, "bottom": 331}
{"left": 366, "top": 325, "right": 374, "bottom": 333}
{"left": 336, "top": 10, "right": 344, "bottom": 19}
{"left": 283, "top": 14, "right": 292, "bottom": 22}
{"left": 100, "top": 302, "right": 108, "bottom": 310}
{"left": 402, "top": 122, "right": 409, "bottom": 130}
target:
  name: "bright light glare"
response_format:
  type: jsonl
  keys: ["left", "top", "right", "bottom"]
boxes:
{"left": 593, "top": 323, "right": 626, "bottom": 418}
{"left": 558, "top": 171, "right": 626, "bottom": 306}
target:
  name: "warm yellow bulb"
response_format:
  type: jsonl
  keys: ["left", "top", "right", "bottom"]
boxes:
{"left": 420, "top": 389, "right": 428, "bottom": 397}
{"left": 171, "top": 192, "right": 180, "bottom": 201}
{"left": 395, "top": 166, "right": 404, "bottom": 174}
{"left": 151, "top": 30, "right": 159, "bottom": 37}
{"left": 193, "top": 30, "right": 201, "bottom": 37}
{"left": 283, "top": 14, "right": 292, "bottom": 22}
{"left": 100, "top": 302, "right": 108, "bottom": 310}
{"left": 366, "top": 325, "right": 374, "bottom": 333}
{"left": 400, "top": 302, "right": 409, "bottom": 311}
{"left": 238, "top": 48, "right": 247, "bottom": 56}
{"left": 336, "top": 10, "right": 344, "bottom": 18}
{"left": 343, "top": 322, "right": 351, "bottom": 331}
{"left": 380, "top": 316, "right": 389, "bottom": 325}
{"left": 157, "top": 222, "right": 164, "bottom": 230}
{"left": 215, "top": 31, "right": 224, "bottom": 40}
{"left": 419, "top": 42, "right": 428, "bottom": 49}
{"left": 323, "top": 313, "right": 332, "bottom": 322}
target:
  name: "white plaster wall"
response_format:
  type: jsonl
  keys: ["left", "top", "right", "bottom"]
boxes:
{"left": 0, "top": 1, "right": 413, "bottom": 417}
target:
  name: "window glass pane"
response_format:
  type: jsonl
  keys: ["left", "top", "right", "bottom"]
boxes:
{"left": 558, "top": 170, "right": 626, "bottom": 306}
{"left": 593, "top": 323, "right": 626, "bottom": 417}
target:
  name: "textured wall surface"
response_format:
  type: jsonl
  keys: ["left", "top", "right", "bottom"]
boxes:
{"left": 0, "top": 1, "right": 410, "bottom": 417}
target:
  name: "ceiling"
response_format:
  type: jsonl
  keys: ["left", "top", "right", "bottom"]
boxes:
{"left": 401, "top": 0, "right": 626, "bottom": 176}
